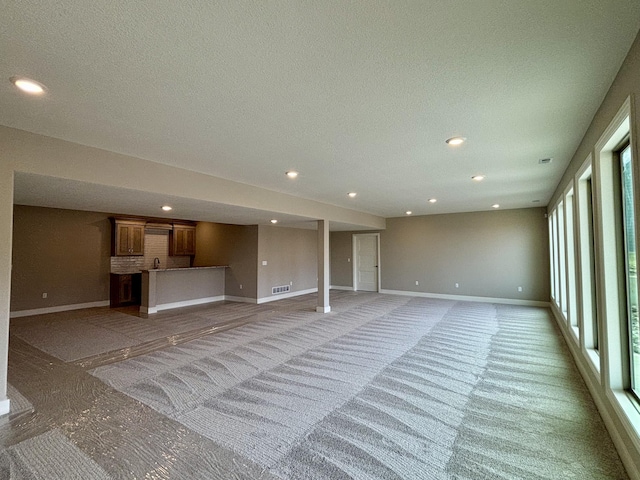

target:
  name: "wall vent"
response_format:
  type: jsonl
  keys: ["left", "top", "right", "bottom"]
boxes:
{"left": 272, "top": 285, "right": 291, "bottom": 295}
{"left": 538, "top": 157, "right": 553, "bottom": 164}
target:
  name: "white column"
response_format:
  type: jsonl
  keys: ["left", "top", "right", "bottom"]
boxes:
{"left": 0, "top": 168, "right": 13, "bottom": 415}
{"left": 316, "top": 219, "right": 330, "bottom": 313}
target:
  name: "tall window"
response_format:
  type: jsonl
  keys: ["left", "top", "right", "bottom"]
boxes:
{"left": 550, "top": 211, "right": 558, "bottom": 303}
{"left": 558, "top": 201, "right": 567, "bottom": 317}
{"left": 620, "top": 142, "right": 639, "bottom": 397}
{"left": 586, "top": 178, "right": 599, "bottom": 351}
{"left": 565, "top": 190, "right": 577, "bottom": 330}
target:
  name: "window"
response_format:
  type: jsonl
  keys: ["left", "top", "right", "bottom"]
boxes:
{"left": 619, "top": 142, "right": 639, "bottom": 398}
{"left": 577, "top": 162, "right": 599, "bottom": 365}
{"left": 565, "top": 189, "right": 578, "bottom": 331}
{"left": 550, "top": 210, "right": 558, "bottom": 304}
{"left": 586, "top": 177, "right": 599, "bottom": 351}
{"left": 558, "top": 201, "right": 567, "bottom": 317}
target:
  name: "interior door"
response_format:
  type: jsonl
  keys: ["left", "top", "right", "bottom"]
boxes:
{"left": 355, "top": 234, "right": 378, "bottom": 291}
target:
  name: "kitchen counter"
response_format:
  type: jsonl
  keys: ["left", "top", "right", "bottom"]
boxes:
{"left": 141, "top": 265, "right": 228, "bottom": 272}
{"left": 140, "top": 266, "right": 228, "bottom": 314}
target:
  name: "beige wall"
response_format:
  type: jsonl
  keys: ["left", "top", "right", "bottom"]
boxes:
{"left": 330, "top": 231, "right": 357, "bottom": 288}
{"left": 195, "top": 222, "right": 258, "bottom": 299}
{"left": 331, "top": 207, "right": 550, "bottom": 302}
{"left": 0, "top": 172, "right": 13, "bottom": 400}
{"left": 257, "top": 226, "right": 317, "bottom": 299}
{"left": 549, "top": 33, "right": 640, "bottom": 207}
{"left": 11, "top": 205, "right": 111, "bottom": 312}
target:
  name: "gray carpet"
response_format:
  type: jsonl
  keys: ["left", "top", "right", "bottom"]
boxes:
{"left": 90, "top": 295, "right": 627, "bottom": 479}
{"left": 10, "top": 302, "right": 272, "bottom": 362}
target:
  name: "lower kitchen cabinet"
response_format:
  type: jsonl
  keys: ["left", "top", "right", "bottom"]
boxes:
{"left": 110, "top": 273, "right": 142, "bottom": 307}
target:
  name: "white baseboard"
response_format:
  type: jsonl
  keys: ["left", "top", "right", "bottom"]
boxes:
{"left": 154, "top": 295, "right": 225, "bottom": 313}
{"left": 330, "top": 285, "right": 354, "bottom": 291}
{"left": 257, "top": 288, "right": 318, "bottom": 304}
{"left": 0, "top": 398, "right": 10, "bottom": 417}
{"left": 10, "top": 300, "right": 110, "bottom": 318}
{"left": 549, "top": 305, "right": 640, "bottom": 479}
{"left": 379, "top": 289, "right": 550, "bottom": 307}
{"left": 316, "top": 306, "right": 331, "bottom": 313}
{"left": 224, "top": 295, "right": 257, "bottom": 304}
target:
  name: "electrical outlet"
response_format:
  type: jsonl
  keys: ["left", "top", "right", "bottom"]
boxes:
{"left": 42, "top": 292, "right": 47, "bottom": 299}
{"left": 415, "top": 281, "right": 419, "bottom": 286}
{"left": 262, "top": 260, "right": 268, "bottom": 266}
{"left": 239, "top": 284, "right": 243, "bottom": 290}
{"left": 517, "top": 286, "right": 523, "bottom": 292}
{"left": 347, "top": 258, "right": 351, "bottom": 263}
{"left": 290, "top": 281, "right": 293, "bottom": 286}
{"left": 455, "top": 283, "right": 459, "bottom": 288}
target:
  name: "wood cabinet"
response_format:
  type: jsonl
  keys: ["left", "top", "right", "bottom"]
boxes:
{"left": 170, "top": 224, "right": 196, "bottom": 256}
{"left": 110, "top": 273, "right": 141, "bottom": 307}
{"left": 112, "top": 219, "right": 145, "bottom": 256}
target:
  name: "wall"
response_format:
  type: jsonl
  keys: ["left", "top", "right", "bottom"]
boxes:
{"left": 257, "top": 225, "right": 317, "bottom": 300}
{"left": 194, "top": 222, "right": 258, "bottom": 299}
{"left": 331, "top": 207, "right": 550, "bottom": 302}
{"left": 330, "top": 230, "right": 354, "bottom": 288}
{"left": 546, "top": 31, "right": 640, "bottom": 478}
{"left": 11, "top": 205, "right": 111, "bottom": 312}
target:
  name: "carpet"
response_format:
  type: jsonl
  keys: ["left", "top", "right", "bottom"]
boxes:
{"left": 90, "top": 295, "right": 628, "bottom": 479}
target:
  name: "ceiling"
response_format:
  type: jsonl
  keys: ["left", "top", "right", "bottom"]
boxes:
{"left": 2, "top": 1, "right": 640, "bottom": 224}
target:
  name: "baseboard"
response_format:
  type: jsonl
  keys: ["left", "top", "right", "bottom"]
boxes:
{"left": 154, "top": 295, "right": 225, "bottom": 313}
{"left": 330, "top": 285, "right": 354, "bottom": 291}
{"left": 0, "top": 398, "right": 10, "bottom": 417}
{"left": 550, "top": 304, "right": 640, "bottom": 479}
{"left": 224, "top": 295, "right": 257, "bottom": 304}
{"left": 257, "top": 288, "right": 318, "bottom": 304}
{"left": 379, "top": 289, "right": 550, "bottom": 307}
{"left": 10, "top": 300, "right": 110, "bottom": 318}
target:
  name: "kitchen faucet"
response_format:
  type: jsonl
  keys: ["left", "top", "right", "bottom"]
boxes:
{"left": 153, "top": 257, "right": 160, "bottom": 269}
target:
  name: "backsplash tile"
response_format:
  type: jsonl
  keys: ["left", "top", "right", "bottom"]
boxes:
{"left": 110, "top": 231, "right": 191, "bottom": 273}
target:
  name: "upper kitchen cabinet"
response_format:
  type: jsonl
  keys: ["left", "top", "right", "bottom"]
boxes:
{"left": 111, "top": 218, "right": 145, "bottom": 256}
{"left": 170, "top": 224, "right": 196, "bottom": 256}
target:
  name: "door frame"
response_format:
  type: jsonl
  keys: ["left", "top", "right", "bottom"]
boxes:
{"left": 352, "top": 233, "right": 381, "bottom": 292}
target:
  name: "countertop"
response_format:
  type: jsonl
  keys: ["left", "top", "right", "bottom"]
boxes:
{"left": 141, "top": 265, "right": 229, "bottom": 273}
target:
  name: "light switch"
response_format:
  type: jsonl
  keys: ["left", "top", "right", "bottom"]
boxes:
{"left": 262, "top": 260, "right": 268, "bottom": 266}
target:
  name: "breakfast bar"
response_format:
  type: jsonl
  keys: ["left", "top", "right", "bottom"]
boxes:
{"left": 140, "top": 266, "right": 228, "bottom": 314}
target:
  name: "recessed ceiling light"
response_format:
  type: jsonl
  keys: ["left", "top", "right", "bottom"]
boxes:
{"left": 270, "top": 219, "right": 278, "bottom": 224}
{"left": 471, "top": 175, "right": 485, "bottom": 181}
{"left": 405, "top": 211, "right": 413, "bottom": 215}
{"left": 428, "top": 198, "right": 437, "bottom": 203}
{"left": 348, "top": 192, "right": 357, "bottom": 198}
{"left": 285, "top": 171, "right": 298, "bottom": 178}
{"left": 492, "top": 204, "right": 500, "bottom": 209}
{"left": 10, "top": 76, "right": 46, "bottom": 95}
{"left": 161, "top": 205, "right": 172, "bottom": 211}
{"left": 445, "top": 136, "right": 466, "bottom": 146}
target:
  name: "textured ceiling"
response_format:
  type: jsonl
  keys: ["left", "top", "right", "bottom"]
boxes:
{"left": 2, "top": 1, "right": 640, "bottom": 221}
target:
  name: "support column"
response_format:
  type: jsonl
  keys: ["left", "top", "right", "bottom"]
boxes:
{"left": 316, "top": 219, "right": 330, "bottom": 313}
{"left": 0, "top": 168, "right": 13, "bottom": 415}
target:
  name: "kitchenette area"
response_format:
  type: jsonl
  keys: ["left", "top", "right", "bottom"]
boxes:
{"left": 109, "top": 217, "right": 227, "bottom": 314}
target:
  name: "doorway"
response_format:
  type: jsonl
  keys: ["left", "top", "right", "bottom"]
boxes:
{"left": 352, "top": 233, "right": 380, "bottom": 292}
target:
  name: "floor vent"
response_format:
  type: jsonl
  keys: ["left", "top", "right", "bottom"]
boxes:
{"left": 272, "top": 285, "right": 291, "bottom": 295}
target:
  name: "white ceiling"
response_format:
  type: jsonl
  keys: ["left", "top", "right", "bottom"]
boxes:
{"left": 2, "top": 1, "right": 640, "bottom": 223}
